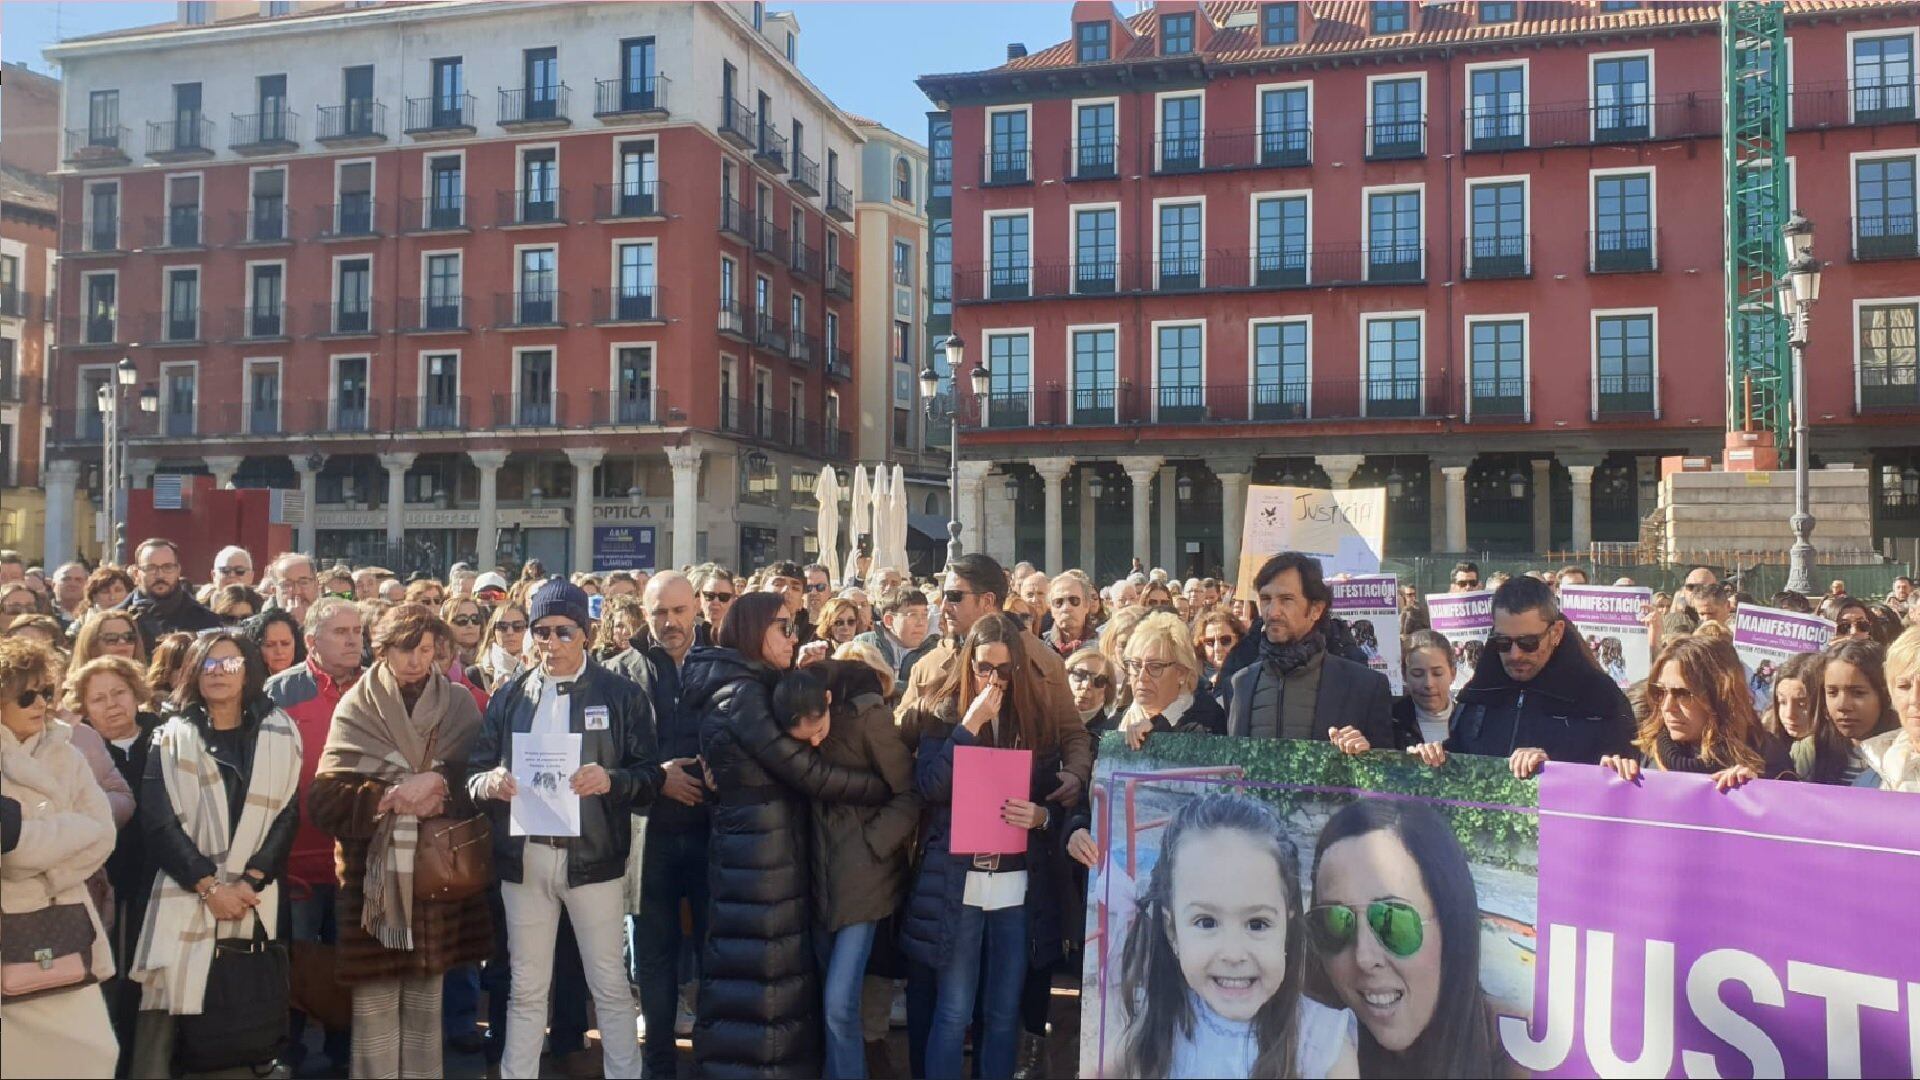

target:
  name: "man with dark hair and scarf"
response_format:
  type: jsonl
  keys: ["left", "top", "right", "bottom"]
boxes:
{"left": 1224, "top": 553, "right": 1392, "bottom": 750}
{"left": 123, "top": 538, "right": 226, "bottom": 650}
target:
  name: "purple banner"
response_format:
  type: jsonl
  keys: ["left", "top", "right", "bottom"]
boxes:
{"left": 1426, "top": 590, "right": 1493, "bottom": 631}
{"left": 1733, "top": 603, "right": 1833, "bottom": 656}
{"left": 1333, "top": 574, "right": 1400, "bottom": 694}
{"left": 1558, "top": 584, "right": 1651, "bottom": 629}
{"left": 1517, "top": 766, "right": 1920, "bottom": 1077}
{"left": 1330, "top": 573, "right": 1398, "bottom": 610}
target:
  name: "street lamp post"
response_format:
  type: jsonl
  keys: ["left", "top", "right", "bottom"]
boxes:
{"left": 920, "top": 335, "right": 989, "bottom": 567}
{"left": 100, "top": 358, "right": 138, "bottom": 564}
{"left": 1780, "top": 213, "right": 1821, "bottom": 596}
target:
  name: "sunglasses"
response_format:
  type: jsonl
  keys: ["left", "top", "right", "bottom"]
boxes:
{"left": 1051, "top": 595, "right": 1083, "bottom": 608}
{"left": 772, "top": 619, "right": 795, "bottom": 638}
{"left": 1122, "top": 658, "right": 1178, "bottom": 679}
{"left": 529, "top": 625, "right": 579, "bottom": 643}
{"left": 942, "top": 589, "right": 974, "bottom": 605}
{"left": 1487, "top": 631, "right": 1550, "bottom": 654}
{"left": 1649, "top": 684, "right": 1696, "bottom": 704}
{"left": 1307, "top": 900, "right": 1433, "bottom": 959}
{"left": 701, "top": 591, "right": 737, "bottom": 604}
{"left": 98, "top": 631, "right": 138, "bottom": 646}
{"left": 806, "top": 582, "right": 829, "bottom": 593}
{"left": 449, "top": 615, "right": 484, "bottom": 628}
{"left": 972, "top": 661, "right": 1015, "bottom": 683}
{"left": 1453, "top": 578, "right": 1479, "bottom": 588}
{"left": 495, "top": 620, "right": 528, "bottom": 633}
{"left": 13, "top": 687, "right": 55, "bottom": 708}
{"left": 1837, "top": 618, "right": 1873, "bottom": 634}
{"left": 832, "top": 617, "right": 859, "bottom": 629}
{"left": 199, "top": 655, "right": 247, "bottom": 675}
{"left": 218, "top": 566, "right": 250, "bottom": 577}
{"left": 1067, "top": 668, "right": 1111, "bottom": 689}
{"left": 1201, "top": 636, "right": 1238, "bottom": 650}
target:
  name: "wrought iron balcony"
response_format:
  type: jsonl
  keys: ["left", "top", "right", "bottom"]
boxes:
{"left": 232, "top": 205, "right": 296, "bottom": 244}
{"left": 790, "top": 150, "right": 820, "bottom": 196}
{"left": 1466, "top": 378, "right": 1528, "bottom": 422}
{"left": 1588, "top": 228, "right": 1659, "bottom": 273}
{"left": 594, "top": 75, "right": 670, "bottom": 118}
{"left": 754, "top": 313, "right": 788, "bottom": 355}
{"left": 404, "top": 294, "right": 469, "bottom": 333}
{"left": 146, "top": 116, "right": 215, "bottom": 160}
{"left": 717, "top": 299, "right": 749, "bottom": 339}
{"left": 65, "top": 126, "right": 130, "bottom": 166}
{"left": 313, "top": 299, "right": 383, "bottom": 336}
{"left": 496, "top": 290, "right": 566, "bottom": 328}
{"left": 404, "top": 94, "right": 476, "bottom": 135}
{"left": 719, "top": 97, "right": 756, "bottom": 148}
{"left": 595, "top": 285, "right": 661, "bottom": 324}
{"left": 316, "top": 100, "right": 386, "bottom": 143}
{"left": 980, "top": 148, "right": 1029, "bottom": 186}
{"left": 402, "top": 195, "right": 466, "bottom": 232}
{"left": 1463, "top": 235, "right": 1531, "bottom": 279}
{"left": 1852, "top": 215, "right": 1919, "bottom": 261}
{"left": 317, "top": 198, "right": 383, "bottom": 239}
{"left": 788, "top": 328, "right": 818, "bottom": 366}
{"left": 500, "top": 188, "right": 565, "bottom": 226}
{"left": 1365, "top": 119, "right": 1426, "bottom": 160}
{"left": 719, "top": 197, "right": 750, "bottom": 238}
{"left": 595, "top": 180, "right": 664, "bottom": 220}
{"left": 498, "top": 85, "right": 570, "bottom": 127}
{"left": 754, "top": 125, "right": 788, "bottom": 173}
{"left": 1592, "top": 372, "right": 1658, "bottom": 420}
{"left": 230, "top": 110, "right": 298, "bottom": 152}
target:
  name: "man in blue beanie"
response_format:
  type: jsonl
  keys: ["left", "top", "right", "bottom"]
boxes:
{"left": 468, "top": 577, "right": 662, "bottom": 1078}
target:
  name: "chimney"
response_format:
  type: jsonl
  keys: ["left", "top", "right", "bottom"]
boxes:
{"left": 1007, "top": 42, "right": 1028, "bottom": 60}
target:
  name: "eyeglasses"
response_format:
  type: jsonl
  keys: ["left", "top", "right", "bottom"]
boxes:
{"left": 140, "top": 562, "right": 181, "bottom": 576}
{"left": 972, "top": 660, "right": 1015, "bottom": 683}
{"left": 98, "top": 631, "right": 137, "bottom": 646}
{"left": 1050, "top": 595, "right": 1083, "bottom": 608}
{"left": 832, "top": 617, "right": 859, "bottom": 629}
{"left": 218, "top": 566, "right": 250, "bottom": 577}
{"left": 1307, "top": 900, "right": 1433, "bottom": 959}
{"left": 495, "top": 620, "right": 528, "bottom": 634}
{"left": 529, "top": 625, "right": 579, "bottom": 643}
{"left": 449, "top": 615, "right": 484, "bottom": 628}
{"left": 1648, "top": 684, "right": 1696, "bottom": 705}
{"left": 1067, "top": 668, "right": 1111, "bottom": 689}
{"left": 806, "top": 582, "right": 829, "bottom": 593}
{"left": 772, "top": 619, "right": 796, "bottom": 638}
{"left": 1452, "top": 578, "right": 1479, "bottom": 589}
{"left": 1487, "top": 631, "right": 1551, "bottom": 654}
{"left": 199, "top": 655, "right": 247, "bottom": 675}
{"left": 1201, "top": 636, "right": 1238, "bottom": 650}
{"left": 13, "top": 687, "right": 54, "bottom": 708}
{"left": 701, "top": 591, "right": 737, "bottom": 604}
{"left": 942, "top": 589, "right": 975, "bottom": 605}
{"left": 1122, "top": 658, "right": 1178, "bottom": 679}
{"left": 1837, "top": 617, "right": 1873, "bottom": 634}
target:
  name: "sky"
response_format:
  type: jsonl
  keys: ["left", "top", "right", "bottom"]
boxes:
{"left": 1, "top": 0, "right": 1078, "bottom": 140}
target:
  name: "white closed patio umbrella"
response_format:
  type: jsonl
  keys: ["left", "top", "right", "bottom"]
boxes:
{"left": 888, "top": 464, "right": 909, "bottom": 579}
{"left": 843, "top": 465, "right": 870, "bottom": 586}
{"left": 815, "top": 466, "right": 840, "bottom": 581}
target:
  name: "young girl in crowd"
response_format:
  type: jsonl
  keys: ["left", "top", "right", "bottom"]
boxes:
{"left": 1394, "top": 630, "right": 1457, "bottom": 750}
{"left": 1823, "top": 638, "right": 1896, "bottom": 785}
{"left": 1110, "top": 792, "right": 1355, "bottom": 1079}
{"left": 1761, "top": 651, "right": 1853, "bottom": 783}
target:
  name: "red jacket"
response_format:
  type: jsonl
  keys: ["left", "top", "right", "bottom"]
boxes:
{"left": 264, "top": 656, "right": 361, "bottom": 890}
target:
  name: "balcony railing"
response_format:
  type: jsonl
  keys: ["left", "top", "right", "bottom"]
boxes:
{"left": 790, "top": 240, "right": 822, "bottom": 280}
{"left": 314, "top": 299, "right": 382, "bottom": 336}
{"left": 1860, "top": 371, "right": 1920, "bottom": 411}
{"left": 316, "top": 100, "right": 386, "bottom": 142}
{"left": 1852, "top": 215, "right": 1919, "bottom": 261}
{"left": 402, "top": 195, "right": 467, "bottom": 231}
{"left": 753, "top": 220, "right": 788, "bottom": 259}
{"left": 491, "top": 392, "right": 571, "bottom": 429}
{"left": 1592, "top": 372, "right": 1658, "bottom": 419}
{"left": 754, "top": 125, "right": 788, "bottom": 173}
{"left": 405, "top": 295, "right": 468, "bottom": 332}
{"left": 828, "top": 264, "right": 853, "bottom": 298}
{"left": 1366, "top": 119, "right": 1426, "bottom": 160}
{"left": 148, "top": 208, "right": 204, "bottom": 249}
{"left": 496, "top": 290, "right": 565, "bottom": 328}
{"left": 318, "top": 198, "right": 382, "bottom": 239}
{"left": 717, "top": 299, "right": 749, "bottom": 338}
{"left": 1154, "top": 133, "right": 1206, "bottom": 174}
{"left": 755, "top": 314, "right": 789, "bottom": 355}
{"left": 61, "top": 219, "right": 122, "bottom": 254}
{"left": 1791, "top": 79, "right": 1918, "bottom": 130}
{"left": 1527, "top": 93, "right": 1720, "bottom": 146}
{"left": 957, "top": 247, "right": 1418, "bottom": 301}
{"left": 595, "top": 74, "right": 670, "bottom": 117}
{"left": 790, "top": 150, "right": 820, "bottom": 195}
{"left": 65, "top": 127, "right": 130, "bottom": 165}
{"left": 500, "top": 188, "right": 565, "bottom": 226}
{"left": 826, "top": 180, "right": 854, "bottom": 222}
{"left": 719, "top": 197, "right": 750, "bottom": 238}
{"left": 1463, "top": 234, "right": 1531, "bottom": 279}
{"left": 589, "top": 388, "right": 664, "bottom": 426}
{"left": 1366, "top": 243, "right": 1424, "bottom": 284}
{"left": 389, "top": 395, "right": 471, "bottom": 431}
{"left": 0, "top": 287, "right": 29, "bottom": 320}
{"left": 60, "top": 314, "right": 121, "bottom": 347}
{"left": 1589, "top": 227, "right": 1659, "bottom": 273}
{"left": 596, "top": 180, "right": 664, "bottom": 219}
{"left": 233, "top": 205, "right": 296, "bottom": 244}
{"left": 788, "top": 328, "right": 818, "bottom": 366}
{"left": 955, "top": 377, "right": 1454, "bottom": 428}
{"left": 1467, "top": 378, "right": 1528, "bottom": 421}
{"left": 146, "top": 116, "right": 215, "bottom": 159}
{"left": 499, "top": 85, "right": 571, "bottom": 126}
{"left": 228, "top": 303, "right": 293, "bottom": 340}
{"left": 404, "top": 94, "right": 476, "bottom": 134}
{"left": 827, "top": 348, "right": 853, "bottom": 381}
{"left": 324, "top": 398, "right": 383, "bottom": 434}
{"left": 719, "top": 97, "right": 756, "bottom": 147}
{"left": 1462, "top": 107, "right": 1526, "bottom": 151}
{"left": 595, "top": 285, "right": 660, "bottom": 323}
{"left": 981, "top": 148, "right": 1030, "bottom": 186}
{"left": 230, "top": 110, "right": 298, "bottom": 151}
{"left": 1068, "top": 138, "right": 1119, "bottom": 179}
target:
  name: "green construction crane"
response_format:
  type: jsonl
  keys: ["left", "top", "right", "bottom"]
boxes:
{"left": 1722, "top": 2, "right": 1792, "bottom": 449}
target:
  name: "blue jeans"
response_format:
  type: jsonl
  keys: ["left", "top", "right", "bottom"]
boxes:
{"left": 443, "top": 965, "right": 480, "bottom": 1037}
{"left": 631, "top": 826, "right": 710, "bottom": 1078}
{"left": 925, "top": 904, "right": 1028, "bottom": 1080}
{"left": 820, "top": 921, "right": 879, "bottom": 1079}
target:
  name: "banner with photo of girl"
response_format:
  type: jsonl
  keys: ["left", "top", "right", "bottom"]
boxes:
{"left": 1557, "top": 584, "right": 1653, "bottom": 689}
{"left": 1732, "top": 603, "right": 1832, "bottom": 709}
{"left": 1423, "top": 590, "right": 1494, "bottom": 691}
{"left": 1331, "top": 574, "right": 1401, "bottom": 696}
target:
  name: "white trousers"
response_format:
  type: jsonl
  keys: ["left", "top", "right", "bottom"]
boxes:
{"left": 500, "top": 842, "right": 642, "bottom": 1079}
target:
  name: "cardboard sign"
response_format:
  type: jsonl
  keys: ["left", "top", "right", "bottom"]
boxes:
{"left": 949, "top": 745, "right": 1033, "bottom": 856}
{"left": 1234, "top": 485, "right": 1386, "bottom": 598}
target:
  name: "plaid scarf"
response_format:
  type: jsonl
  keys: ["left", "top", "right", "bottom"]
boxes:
{"left": 130, "top": 707, "right": 300, "bottom": 1015}
{"left": 319, "top": 664, "right": 480, "bottom": 950}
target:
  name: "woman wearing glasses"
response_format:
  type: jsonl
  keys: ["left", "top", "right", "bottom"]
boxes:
{"left": 1831, "top": 595, "right": 1894, "bottom": 648}
{"left": 1309, "top": 798, "right": 1512, "bottom": 1078}
{"left": 1065, "top": 647, "right": 1117, "bottom": 733}
{"left": 1116, "top": 613, "right": 1226, "bottom": 750}
{"left": 72, "top": 609, "right": 149, "bottom": 667}
{"left": 0, "top": 637, "right": 121, "bottom": 1079}
{"left": 1599, "top": 634, "right": 1792, "bottom": 789}
{"left": 128, "top": 630, "right": 301, "bottom": 1077}
{"left": 1191, "top": 611, "right": 1242, "bottom": 707}
{"left": 900, "top": 613, "right": 1067, "bottom": 1080}
{"left": 817, "top": 596, "right": 867, "bottom": 647}
{"left": 474, "top": 602, "right": 530, "bottom": 692}
{"left": 681, "top": 591, "right": 892, "bottom": 1077}
{"left": 440, "top": 596, "right": 491, "bottom": 669}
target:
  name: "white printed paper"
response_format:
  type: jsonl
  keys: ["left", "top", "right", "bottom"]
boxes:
{"left": 511, "top": 732, "right": 582, "bottom": 838}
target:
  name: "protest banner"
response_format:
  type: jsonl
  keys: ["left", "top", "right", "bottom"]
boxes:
{"left": 1234, "top": 486, "right": 1387, "bottom": 598}
{"left": 1558, "top": 584, "right": 1653, "bottom": 689}
{"left": 1079, "top": 734, "right": 1920, "bottom": 1079}
{"left": 1331, "top": 574, "right": 1401, "bottom": 695}
{"left": 1732, "top": 603, "right": 1832, "bottom": 708}
{"left": 1425, "top": 589, "right": 1494, "bottom": 689}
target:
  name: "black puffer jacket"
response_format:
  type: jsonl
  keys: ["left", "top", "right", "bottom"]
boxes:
{"left": 682, "top": 647, "right": 893, "bottom": 1080}
{"left": 1447, "top": 625, "right": 1636, "bottom": 765}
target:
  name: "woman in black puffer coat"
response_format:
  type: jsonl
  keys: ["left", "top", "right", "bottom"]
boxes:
{"left": 681, "top": 593, "right": 894, "bottom": 1079}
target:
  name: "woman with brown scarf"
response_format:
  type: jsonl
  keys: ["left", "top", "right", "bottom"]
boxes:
{"left": 309, "top": 603, "right": 490, "bottom": 1079}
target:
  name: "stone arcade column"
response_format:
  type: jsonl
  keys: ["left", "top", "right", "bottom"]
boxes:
{"left": 1117, "top": 455, "right": 1164, "bottom": 570}
{"left": 956, "top": 460, "right": 993, "bottom": 557}
{"left": 294, "top": 455, "right": 322, "bottom": 557}
{"left": 1441, "top": 466, "right": 1470, "bottom": 553}
{"left": 1318, "top": 454, "right": 1366, "bottom": 491}
{"left": 666, "top": 444, "right": 704, "bottom": 570}
{"left": 378, "top": 452, "right": 416, "bottom": 547}
{"left": 1217, "top": 465, "right": 1252, "bottom": 585}
{"left": 567, "top": 447, "right": 606, "bottom": 575}
{"left": 1077, "top": 469, "right": 1097, "bottom": 573}
{"left": 469, "top": 450, "right": 509, "bottom": 572}
{"left": 1032, "top": 457, "right": 1075, "bottom": 575}
{"left": 1157, "top": 465, "right": 1179, "bottom": 572}
{"left": 42, "top": 459, "right": 81, "bottom": 566}
{"left": 1531, "top": 457, "right": 1554, "bottom": 554}
{"left": 203, "top": 455, "right": 242, "bottom": 490}
{"left": 1568, "top": 465, "right": 1597, "bottom": 553}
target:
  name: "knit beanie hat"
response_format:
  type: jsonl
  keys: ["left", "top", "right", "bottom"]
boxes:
{"left": 529, "top": 578, "right": 591, "bottom": 631}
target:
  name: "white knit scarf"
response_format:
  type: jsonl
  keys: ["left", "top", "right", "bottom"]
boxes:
{"left": 129, "top": 707, "right": 301, "bottom": 1015}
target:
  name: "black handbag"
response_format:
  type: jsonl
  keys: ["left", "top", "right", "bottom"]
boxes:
{"left": 173, "top": 914, "right": 289, "bottom": 1074}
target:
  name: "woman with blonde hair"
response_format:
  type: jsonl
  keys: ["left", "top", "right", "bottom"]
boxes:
{"left": 1859, "top": 626, "right": 1920, "bottom": 791}
{"left": 438, "top": 594, "right": 490, "bottom": 669}
{"left": 1064, "top": 647, "right": 1118, "bottom": 732}
{"left": 1602, "top": 634, "right": 1791, "bottom": 789}
{"left": 1117, "top": 612, "right": 1227, "bottom": 750}
{"left": 71, "top": 609, "right": 148, "bottom": 668}
{"left": 832, "top": 638, "right": 897, "bottom": 699}
{"left": 1098, "top": 606, "right": 1150, "bottom": 715}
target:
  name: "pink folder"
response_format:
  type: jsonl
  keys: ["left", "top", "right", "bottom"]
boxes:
{"left": 950, "top": 746, "right": 1034, "bottom": 855}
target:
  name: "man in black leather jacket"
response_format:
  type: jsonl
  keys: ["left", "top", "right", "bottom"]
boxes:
{"left": 467, "top": 579, "right": 661, "bottom": 1079}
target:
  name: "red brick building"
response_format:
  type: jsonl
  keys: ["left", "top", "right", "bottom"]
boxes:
{"left": 919, "top": 0, "right": 1920, "bottom": 579}
{"left": 2, "top": 61, "right": 61, "bottom": 562}
{"left": 43, "top": 1, "right": 863, "bottom": 574}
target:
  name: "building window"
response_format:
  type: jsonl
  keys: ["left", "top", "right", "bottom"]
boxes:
{"left": 1859, "top": 302, "right": 1919, "bottom": 408}
{"left": 248, "top": 363, "right": 280, "bottom": 434}
{"left": 616, "top": 241, "right": 656, "bottom": 320}
{"left": 335, "top": 257, "right": 371, "bottom": 333}
{"left": 164, "top": 268, "right": 199, "bottom": 341}
{"left": 1469, "top": 320, "right": 1526, "bottom": 417}
{"left": 620, "top": 36, "right": 658, "bottom": 111}
{"left": 87, "top": 182, "right": 120, "bottom": 251}
{"left": 1593, "top": 55, "right": 1651, "bottom": 140}
{"left": 894, "top": 157, "right": 912, "bottom": 202}
{"left": 423, "top": 353, "right": 460, "bottom": 427}
{"left": 929, "top": 118, "right": 951, "bottom": 191}
{"left": 1364, "top": 316, "right": 1422, "bottom": 416}
{"left": 334, "top": 357, "right": 369, "bottom": 430}
{"left": 516, "top": 350, "right": 554, "bottom": 426}
{"left": 1853, "top": 35, "right": 1916, "bottom": 122}
{"left": 1478, "top": 1, "right": 1515, "bottom": 22}
{"left": 1071, "top": 328, "right": 1116, "bottom": 423}
{"left": 171, "top": 82, "right": 204, "bottom": 151}
{"left": 1159, "top": 94, "right": 1203, "bottom": 171}
{"left": 87, "top": 90, "right": 121, "bottom": 146}
{"left": 1155, "top": 324, "right": 1203, "bottom": 420}
{"left": 931, "top": 221, "right": 952, "bottom": 314}
{"left": 428, "top": 155, "right": 463, "bottom": 227}
{"left": 1371, "top": 1, "right": 1409, "bottom": 34}
{"left": 523, "top": 46, "right": 559, "bottom": 119}
{"left": 893, "top": 319, "right": 911, "bottom": 366}
{"left": 825, "top": 393, "right": 842, "bottom": 448}
{"left": 335, "top": 161, "right": 373, "bottom": 235}
{"left": 1252, "top": 321, "right": 1308, "bottom": 418}
{"left": 255, "top": 74, "right": 287, "bottom": 140}
{"left": 517, "top": 248, "right": 556, "bottom": 323}
{"left": 166, "top": 175, "right": 201, "bottom": 247}
{"left": 1254, "top": 195, "right": 1308, "bottom": 286}
{"left": 1160, "top": 12, "right": 1195, "bottom": 55}
{"left": 1594, "top": 314, "right": 1655, "bottom": 414}
{"left": 615, "top": 139, "right": 656, "bottom": 217}
{"left": 248, "top": 264, "right": 284, "bottom": 337}
{"left": 1157, "top": 202, "right": 1203, "bottom": 290}
{"left": 1076, "top": 21, "right": 1110, "bottom": 62}
{"left": 1259, "top": 86, "right": 1310, "bottom": 166}
{"left": 826, "top": 311, "right": 841, "bottom": 364}
{"left": 894, "top": 239, "right": 913, "bottom": 286}
{"left": 250, "top": 168, "right": 284, "bottom": 241}
{"left": 1592, "top": 172, "right": 1654, "bottom": 271}
{"left": 422, "top": 253, "right": 461, "bottom": 328}
{"left": 1855, "top": 156, "right": 1918, "bottom": 259}
{"left": 1467, "top": 65, "right": 1525, "bottom": 149}
{"left": 988, "top": 213, "right": 1030, "bottom": 299}
{"left": 84, "top": 274, "right": 116, "bottom": 344}
{"left": 987, "top": 110, "right": 1028, "bottom": 183}
{"left": 790, "top": 295, "right": 806, "bottom": 359}
{"left": 985, "top": 334, "right": 1031, "bottom": 427}
{"left": 1261, "top": 3, "right": 1298, "bottom": 46}
{"left": 1074, "top": 207, "right": 1118, "bottom": 294}
{"left": 615, "top": 346, "right": 654, "bottom": 423}
{"left": 1468, "top": 181, "right": 1526, "bottom": 277}
{"left": 1074, "top": 102, "right": 1116, "bottom": 177}
{"left": 520, "top": 148, "right": 558, "bottom": 222}
{"left": 719, "top": 357, "right": 738, "bottom": 429}
{"left": 1369, "top": 77, "right": 1423, "bottom": 157}
{"left": 341, "top": 65, "right": 375, "bottom": 136}
{"left": 431, "top": 57, "right": 465, "bottom": 123}
{"left": 1599, "top": 1, "right": 1638, "bottom": 10}
{"left": 165, "top": 366, "right": 198, "bottom": 436}
{"left": 1366, "top": 189, "right": 1422, "bottom": 282}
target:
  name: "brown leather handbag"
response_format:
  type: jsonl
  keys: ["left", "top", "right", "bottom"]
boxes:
{"left": 0, "top": 903, "right": 97, "bottom": 1001}
{"left": 413, "top": 812, "right": 491, "bottom": 902}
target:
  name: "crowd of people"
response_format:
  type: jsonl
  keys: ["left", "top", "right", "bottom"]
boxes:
{"left": 1, "top": 539, "right": 1916, "bottom": 1080}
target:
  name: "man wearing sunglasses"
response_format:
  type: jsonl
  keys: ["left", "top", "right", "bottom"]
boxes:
{"left": 211, "top": 545, "right": 256, "bottom": 589}
{"left": 1419, "top": 575, "right": 1634, "bottom": 779}
{"left": 762, "top": 560, "right": 813, "bottom": 642}
{"left": 1042, "top": 575, "right": 1097, "bottom": 659}
{"left": 468, "top": 578, "right": 661, "bottom": 1079}
{"left": 1448, "top": 561, "right": 1481, "bottom": 593}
